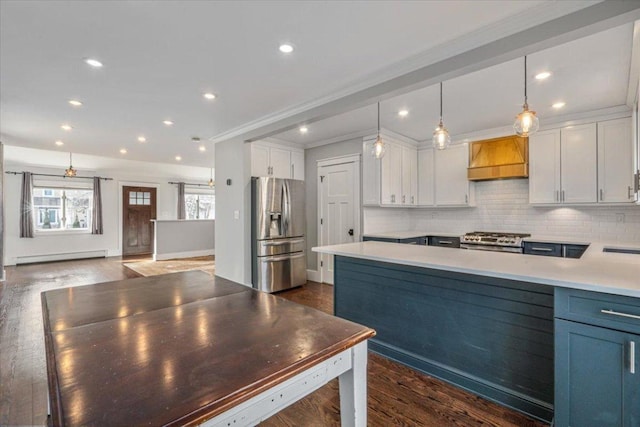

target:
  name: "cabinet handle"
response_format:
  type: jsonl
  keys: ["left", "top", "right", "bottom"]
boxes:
{"left": 600, "top": 189, "right": 604, "bottom": 201}
{"left": 631, "top": 341, "right": 636, "bottom": 374}
{"left": 411, "top": 196, "right": 414, "bottom": 204}
{"left": 438, "top": 240, "right": 453, "bottom": 245}
{"left": 291, "top": 164, "right": 294, "bottom": 178}
{"left": 629, "top": 186, "right": 633, "bottom": 200}
{"left": 531, "top": 247, "right": 554, "bottom": 252}
{"left": 562, "top": 190, "right": 565, "bottom": 202}
{"left": 465, "top": 194, "right": 468, "bottom": 204}
{"left": 600, "top": 309, "right": 640, "bottom": 320}
{"left": 402, "top": 195, "right": 406, "bottom": 204}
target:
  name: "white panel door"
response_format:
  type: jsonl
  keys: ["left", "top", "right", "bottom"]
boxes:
{"left": 362, "top": 138, "right": 380, "bottom": 206}
{"left": 320, "top": 162, "right": 356, "bottom": 285}
{"left": 417, "top": 149, "right": 435, "bottom": 206}
{"left": 380, "top": 142, "right": 402, "bottom": 205}
{"left": 597, "top": 118, "right": 634, "bottom": 203}
{"left": 529, "top": 129, "right": 561, "bottom": 204}
{"left": 435, "top": 144, "right": 469, "bottom": 206}
{"left": 402, "top": 146, "right": 418, "bottom": 205}
{"left": 251, "top": 144, "right": 270, "bottom": 177}
{"left": 290, "top": 150, "right": 305, "bottom": 180}
{"left": 561, "top": 123, "right": 597, "bottom": 204}
{"left": 269, "top": 147, "right": 291, "bottom": 179}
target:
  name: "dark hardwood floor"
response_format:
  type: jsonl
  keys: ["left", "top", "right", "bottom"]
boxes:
{"left": 0, "top": 258, "right": 548, "bottom": 426}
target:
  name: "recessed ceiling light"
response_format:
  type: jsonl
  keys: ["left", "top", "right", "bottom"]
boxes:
{"left": 85, "top": 58, "right": 103, "bottom": 68}
{"left": 137, "top": 136, "right": 147, "bottom": 143}
{"left": 203, "top": 93, "right": 216, "bottom": 100}
{"left": 552, "top": 101, "right": 566, "bottom": 109}
{"left": 163, "top": 120, "right": 174, "bottom": 126}
{"left": 299, "top": 126, "right": 308, "bottom": 134}
{"left": 68, "top": 99, "right": 83, "bottom": 107}
{"left": 199, "top": 145, "right": 206, "bottom": 152}
{"left": 535, "top": 71, "right": 551, "bottom": 80}
{"left": 279, "top": 43, "right": 294, "bottom": 53}
{"left": 60, "top": 124, "right": 73, "bottom": 131}
{"left": 175, "top": 155, "right": 182, "bottom": 161}
{"left": 398, "top": 109, "right": 409, "bottom": 117}
{"left": 55, "top": 140, "right": 64, "bottom": 146}
{"left": 120, "top": 148, "right": 127, "bottom": 154}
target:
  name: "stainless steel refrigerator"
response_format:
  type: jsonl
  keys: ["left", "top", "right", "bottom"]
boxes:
{"left": 252, "top": 177, "right": 306, "bottom": 293}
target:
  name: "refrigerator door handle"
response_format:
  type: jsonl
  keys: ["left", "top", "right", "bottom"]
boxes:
{"left": 282, "top": 180, "right": 291, "bottom": 236}
{"left": 263, "top": 238, "right": 305, "bottom": 246}
{"left": 262, "top": 253, "right": 305, "bottom": 263}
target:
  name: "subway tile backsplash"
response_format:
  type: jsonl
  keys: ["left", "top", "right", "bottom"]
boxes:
{"left": 364, "top": 179, "right": 640, "bottom": 244}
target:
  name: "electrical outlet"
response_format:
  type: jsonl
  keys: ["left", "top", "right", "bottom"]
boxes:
{"left": 615, "top": 213, "right": 625, "bottom": 223}
{"left": 234, "top": 210, "right": 240, "bottom": 220}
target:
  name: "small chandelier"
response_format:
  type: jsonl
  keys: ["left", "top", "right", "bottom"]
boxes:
{"left": 433, "top": 82, "right": 451, "bottom": 150}
{"left": 370, "top": 102, "right": 386, "bottom": 159}
{"left": 513, "top": 55, "right": 539, "bottom": 137}
{"left": 65, "top": 152, "right": 77, "bottom": 177}
{"left": 208, "top": 167, "right": 214, "bottom": 187}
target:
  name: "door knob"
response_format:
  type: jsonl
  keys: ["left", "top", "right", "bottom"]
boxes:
{"left": 348, "top": 229, "right": 354, "bottom": 236}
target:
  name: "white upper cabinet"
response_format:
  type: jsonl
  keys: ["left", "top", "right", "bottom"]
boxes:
{"left": 250, "top": 142, "right": 304, "bottom": 180}
{"left": 434, "top": 144, "right": 474, "bottom": 206}
{"left": 417, "top": 149, "right": 435, "bottom": 206}
{"left": 597, "top": 118, "right": 635, "bottom": 203}
{"left": 362, "top": 136, "right": 417, "bottom": 206}
{"left": 530, "top": 119, "right": 633, "bottom": 205}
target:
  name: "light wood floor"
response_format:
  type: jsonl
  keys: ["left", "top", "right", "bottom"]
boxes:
{"left": 0, "top": 257, "right": 548, "bottom": 426}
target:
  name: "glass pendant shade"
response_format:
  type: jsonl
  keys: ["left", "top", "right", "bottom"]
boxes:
{"left": 370, "top": 102, "right": 386, "bottom": 159}
{"left": 65, "top": 153, "right": 77, "bottom": 177}
{"left": 208, "top": 168, "right": 215, "bottom": 187}
{"left": 513, "top": 56, "right": 539, "bottom": 137}
{"left": 432, "top": 121, "right": 451, "bottom": 150}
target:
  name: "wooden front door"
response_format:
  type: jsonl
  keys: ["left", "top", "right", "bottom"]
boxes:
{"left": 123, "top": 186, "right": 156, "bottom": 256}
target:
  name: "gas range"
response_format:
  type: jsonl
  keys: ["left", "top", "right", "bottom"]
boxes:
{"left": 460, "top": 231, "right": 531, "bottom": 253}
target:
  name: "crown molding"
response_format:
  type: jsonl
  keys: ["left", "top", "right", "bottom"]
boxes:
{"left": 627, "top": 20, "right": 640, "bottom": 107}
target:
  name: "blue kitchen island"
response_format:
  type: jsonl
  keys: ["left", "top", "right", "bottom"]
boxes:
{"left": 314, "top": 241, "right": 640, "bottom": 426}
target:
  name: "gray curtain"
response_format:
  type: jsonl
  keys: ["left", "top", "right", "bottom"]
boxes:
{"left": 20, "top": 172, "right": 34, "bottom": 238}
{"left": 92, "top": 177, "right": 103, "bottom": 235}
{"left": 177, "top": 182, "right": 186, "bottom": 219}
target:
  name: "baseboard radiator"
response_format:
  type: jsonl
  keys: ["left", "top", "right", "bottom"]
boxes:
{"left": 15, "top": 250, "right": 108, "bottom": 265}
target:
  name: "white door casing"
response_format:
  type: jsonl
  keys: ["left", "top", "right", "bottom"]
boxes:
{"left": 318, "top": 155, "right": 361, "bottom": 285}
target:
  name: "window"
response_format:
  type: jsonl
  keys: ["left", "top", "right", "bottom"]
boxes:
{"left": 129, "top": 191, "right": 151, "bottom": 205}
{"left": 33, "top": 187, "right": 93, "bottom": 231}
{"left": 185, "top": 193, "right": 215, "bottom": 220}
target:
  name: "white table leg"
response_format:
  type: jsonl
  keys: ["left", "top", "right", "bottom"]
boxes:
{"left": 339, "top": 340, "right": 368, "bottom": 427}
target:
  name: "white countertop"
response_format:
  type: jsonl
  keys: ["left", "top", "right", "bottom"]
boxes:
{"left": 313, "top": 241, "right": 640, "bottom": 298}
{"left": 363, "top": 231, "right": 463, "bottom": 239}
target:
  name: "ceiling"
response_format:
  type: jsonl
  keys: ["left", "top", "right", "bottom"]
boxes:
{"left": 1, "top": 1, "right": 636, "bottom": 168}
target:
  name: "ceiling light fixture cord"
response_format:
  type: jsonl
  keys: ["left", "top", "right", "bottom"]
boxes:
{"left": 440, "top": 82, "right": 443, "bottom": 123}
{"left": 524, "top": 55, "right": 528, "bottom": 107}
{"left": 377, "top": 102, "right": 381, "bottom": 134}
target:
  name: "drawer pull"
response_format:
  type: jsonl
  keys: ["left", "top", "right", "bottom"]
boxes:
{"left": 438, "top": 240, "right": 453, "bottom": 245}
{"left": 600, "top": 309, "right": 640, "bottom": 320}
{"left": 531, "top": 247, "right": 554, "bottom": 252}
{"left": 631, "top": 341, "right": 636, "bottom": 374}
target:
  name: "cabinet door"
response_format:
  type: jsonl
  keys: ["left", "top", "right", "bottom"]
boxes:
{"left": 555, "top": 319, "right": 639, "bottom": 427}
{"left": 251, "top": 144, "right": 270, "bottom": 177}
{"left": 290, "top": 150, "right": 305, "bottom": 180}
{"left": 402, "top": 146, "right": 418, "bottom": 205}
{"left": 380, "top": 142, "right": 402, "bottom": 205}
{"left": 435, "top": 144, "right": 469, "bottom": 206}
{"left": 269, "top": 147, "right": 291, "bottom": 179}
{"left": 598, "top": 118, "right": 634, "bottom": 203}
{"left": 529, "top": 129, "right": 561, "bottom": 204}
{"left": 561, "top": 123, "right": 597, "bottom": 203}
{"left": 418, "top": 149, "right": 435, "bottom": 206}
{"left": 362, "top": 138, "right": 381, "bottom": 206}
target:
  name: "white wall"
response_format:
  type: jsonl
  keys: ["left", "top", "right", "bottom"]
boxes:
{"left": 365, "top": 179, "right": 640, "bottom": 244}
{"left": 154, "top": 220, "right": 215, "bottom": 260}
{"left": 3, "top": 147, "right": 214, "bottom": 265}
{"left": 214, "top": 140, "right": 251, "bottom": 285}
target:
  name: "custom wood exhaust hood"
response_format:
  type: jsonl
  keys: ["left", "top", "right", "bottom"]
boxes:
{"left": 467, "top": 135, "right": 528, "bottom": 181}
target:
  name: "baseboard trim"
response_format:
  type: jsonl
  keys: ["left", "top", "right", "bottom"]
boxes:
{"left": 306, "top": 269, "right": 321, "bottom": 283}
{"left": 15, "top": 250, "right": 108, "bottom": 265}
{"left": 153, "top": 249, "right": 215, "bottom": 261}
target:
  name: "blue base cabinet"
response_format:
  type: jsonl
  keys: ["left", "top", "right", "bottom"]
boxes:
{"left": 554, "top": 288, "right": 640, "bottom": 427}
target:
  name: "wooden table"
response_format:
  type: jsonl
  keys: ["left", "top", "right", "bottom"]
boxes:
{"left": 41, "top": 270, "right": 375, "bottom": 426}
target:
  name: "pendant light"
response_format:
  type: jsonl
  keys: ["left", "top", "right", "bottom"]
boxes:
{"left": 64, "top": 152, "right": 77, "bottom": 177}
{"left": 370, "top": 102, "right": 386, "bottom": 159}
{"left": 513, "top": 56, "right": 539, "bottom": 137}
{"left": 432, "top": 82, "right": 451, "bottom": 150}
{"left": 208, "top": 167, "right": 214, "bottom": 187}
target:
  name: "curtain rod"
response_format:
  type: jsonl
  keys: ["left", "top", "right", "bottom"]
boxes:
{"left": 5, "top": 171, "right": 113, "bottom": 180}
{"left": 168, "top": 181, "right": 214, "bottom": 188}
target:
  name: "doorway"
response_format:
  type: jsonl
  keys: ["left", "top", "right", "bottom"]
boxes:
{"left": 318, "top": 155, "right": 361, "bottom": 284}
{"left": 122, "top": 186, "right": 157, "bottom": 256}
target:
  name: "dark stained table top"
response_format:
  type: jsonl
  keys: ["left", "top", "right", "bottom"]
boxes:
{"left": 41, "top": 271, "right": 374, "bottom": 426}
